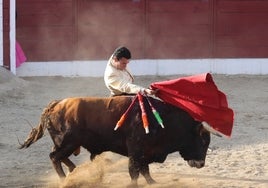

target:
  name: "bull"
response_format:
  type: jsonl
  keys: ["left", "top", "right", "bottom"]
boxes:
{"left": 19, "top": 95, "right": 210, "bottom": 186}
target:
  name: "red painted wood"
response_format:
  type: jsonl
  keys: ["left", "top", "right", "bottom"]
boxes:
{"left": 16, "top": 0, "right": 74, "bottom": 61}
{"left": 15, "top": 0, "right": 268, "bottom": 61}
{"left": 146, "top": 0, "right": 211, "bottom": 58}
{"left": 214, "top": 0, "right": 268, "bottom": 57}
{"left": 75, "top": 0, "right": 145, "bottom": 60}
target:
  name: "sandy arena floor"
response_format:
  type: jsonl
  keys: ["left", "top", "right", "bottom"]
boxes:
{"left": 1, "top": 67, "right": 268, "bottom": 187}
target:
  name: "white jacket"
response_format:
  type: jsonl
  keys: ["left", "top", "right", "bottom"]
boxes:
{"left": 104, "top": 56, "right": 144, "bottom": 96}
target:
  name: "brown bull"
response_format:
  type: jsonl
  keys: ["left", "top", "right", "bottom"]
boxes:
{"left": 19, "top": 96, "right": 210, "bottom": 186}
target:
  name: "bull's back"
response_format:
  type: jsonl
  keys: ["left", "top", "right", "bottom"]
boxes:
{"left": 81, "top": 96, "right": 133, "bottom": 130}
{"left": 50, "top": 96, "right": 133, "bottom": 132}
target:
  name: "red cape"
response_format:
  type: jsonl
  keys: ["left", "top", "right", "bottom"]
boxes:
{"left": 150, "top": 73, "right": 234, "bottom": 137}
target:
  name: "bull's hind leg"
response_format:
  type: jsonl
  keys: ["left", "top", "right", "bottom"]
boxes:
{"left": 50, "top": 151, "right": 66, "bottom": 178}
{"left": 50, "top": 145, "right": 78, "bottom": 178}
{"left": 51, "top": 146, "right": 76, "bottom": 174}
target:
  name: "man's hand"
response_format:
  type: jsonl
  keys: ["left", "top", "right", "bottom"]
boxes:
{"left": 144, "top": 88, "right": 157, "bottom": 95}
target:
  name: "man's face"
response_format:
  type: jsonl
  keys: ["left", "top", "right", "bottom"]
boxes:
{"left": 114, "top": 57, "right": 129, "bottom": 70}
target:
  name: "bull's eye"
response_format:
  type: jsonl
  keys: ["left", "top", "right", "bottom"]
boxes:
{"left": 201, "top": 132, "right": 210, "bottom": 145}
{"left": 195, "top": 124, "right": 210, "bottom": 145}
{"left": 202, "top": 136, "right": 207, "bottom": 145}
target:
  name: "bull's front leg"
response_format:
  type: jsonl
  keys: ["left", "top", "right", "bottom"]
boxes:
{"left": 128, "top": 157, "right": 156, "bottom": 186}
{"left": 128, "top": 157, "right": 139, "bottom": 187}
{"left": 62, "top": 158, "right": 76, "bottom": 173}
{"left": 140, "top": 163, "right": 156, "bottom": 184}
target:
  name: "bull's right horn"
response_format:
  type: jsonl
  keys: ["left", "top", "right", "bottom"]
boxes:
{"left": 202, "top": 122, "right": 222, "bottom": 137}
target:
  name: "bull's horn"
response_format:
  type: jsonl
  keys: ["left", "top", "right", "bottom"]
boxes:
{"left": 202, "top": 122, "right": 222, "bottom": 137}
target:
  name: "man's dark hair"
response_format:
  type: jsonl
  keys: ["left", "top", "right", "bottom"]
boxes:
{"left": 113, "top": 46, "right": 131, "bottom": 60}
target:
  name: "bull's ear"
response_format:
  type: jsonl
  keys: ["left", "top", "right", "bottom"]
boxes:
{"left": 200, "top": 124, "right": 210, "bottom": 136}
{"left": 194, "top": 123, "right": 205, "bottom": 136}
{"left": 195, "top": 123, "right": 209, "bottom": 136}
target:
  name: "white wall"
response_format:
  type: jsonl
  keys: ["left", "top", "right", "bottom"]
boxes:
{"left": 16, "top": 58, "right": 268, "bottom": 77}
{"left": 10, "top": 0, "right": 16, "bottom": 74}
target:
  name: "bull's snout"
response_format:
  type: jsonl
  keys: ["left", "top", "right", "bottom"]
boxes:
{"left": 187, "top": 160, "right": 205, "bottom": 168}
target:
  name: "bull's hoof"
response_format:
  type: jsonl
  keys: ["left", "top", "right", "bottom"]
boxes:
{"left": 127, "top": 180, "right": 138, "bottom": 188}
{"left": 127, "top": 184, "right": 138, "bottom": 188}
{"left": 146, "top": 178, "right": 156, "bottom": 185}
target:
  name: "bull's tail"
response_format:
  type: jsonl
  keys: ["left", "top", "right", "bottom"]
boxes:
{"left": 19, "top": 100, "right": 59, "bottom": 149}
